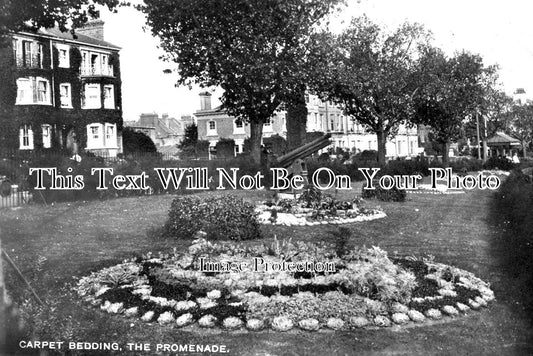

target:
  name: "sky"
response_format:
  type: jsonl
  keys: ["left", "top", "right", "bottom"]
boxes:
{"left": 99, "top": 0, "right": 533, "bottom": 122}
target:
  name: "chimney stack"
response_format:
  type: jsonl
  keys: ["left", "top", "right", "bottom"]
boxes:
{"left": 199, "top": 91, "right": 212, "bottom": 111}
{"left": 162, "top": 113, "right": 170, "bottom": 128}
{"left": 77, "top": 18, "right": 105, "bottom": 41}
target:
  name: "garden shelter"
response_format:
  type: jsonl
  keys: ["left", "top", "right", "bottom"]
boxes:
{"left": 487, "top": 132, "right": 521, "bottom": 158}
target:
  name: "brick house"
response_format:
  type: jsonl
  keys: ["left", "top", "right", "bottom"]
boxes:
{"left": 195, "top": 92, "right": 419, "bottom": 158}
{"left": 125, "top": 113, "right": 194, "bottom": 153}
{"left": 0, "top": 20, "right": 123, "bottom": 157}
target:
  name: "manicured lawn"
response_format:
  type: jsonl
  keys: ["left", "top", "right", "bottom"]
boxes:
{"left": 1, "top": 186, "right": 533, "bottom": 355}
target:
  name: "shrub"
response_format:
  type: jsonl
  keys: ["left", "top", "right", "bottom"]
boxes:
{"left": 483, "top": 157, "right": 517, "bottom": 171}
{"left": 492, "top": 170, "right": 533, "bottom": 322}
{"left": 361, "top": 179, "right": 407, "bottom": 202}
{"left": 164, "top": 195, "right": 262, "bottom": 241}
{"left": 449, "top": 157, "right": 483, "bottom": 173}
{"left": 122, "top": 127, "right": 157, "bottom": 154}
{"left": 215, "top": 138, "right": 236, "bottom": 159}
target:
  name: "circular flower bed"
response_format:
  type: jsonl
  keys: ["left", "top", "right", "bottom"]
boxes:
{"left": 77, "top": 239, "right": 495, "bottom": 332}
{"left": 256, "top": 190, "right": 385, "bottom": 226}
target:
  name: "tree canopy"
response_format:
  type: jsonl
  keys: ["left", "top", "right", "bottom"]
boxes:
{"left": 309, "top": 17, "right": 430, "bottom": 164}
{"left": 139, "top": 0, "right": 344, "bottom": 163}
{"left": 0, "top": 0, "right": 123, "bottom": 45}
{"left": 412, "top": 46, "right": 498, "bottom": 165}
{"left": 508, "top": 103, "right": 533, "bottom": 157}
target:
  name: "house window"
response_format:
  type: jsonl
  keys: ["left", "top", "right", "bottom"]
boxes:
{"left": 59, "top": 83, "right": 72, "bottom": 108}
{"left": 103, "top": 85, "right": 114, "bottom": 109}
{"left": 37, "top": 80, "right": 49, "bottom": 103}
{"left": 91, "top": 53, "right": 100, "bottom": 74}
{"left": 37, "top": 44, "right": 43, "bottom": 68}
{"left": 87, "top": 124, "right": 103, "bottom": 148}
{"left": 16, "top": 77, "right": 51, "bottom": 105}
{"left": 234, "top": 119, "right": 244, "bottom": 134}
{"left": 42, "top": 124, "right": 51, "bottom": 148}
{"left": 57, "top": 45, "right": 70, "bottom": 68}
{"left": 12, "top": 39, "right": 18, "bottom": 62}
{"left": 19, "top": 125, "right": 34, "bottom": 150}
{"left": 16, "top": 78, "right": 31, "bottom": 104}
{"left": 80, "top": 50, "right": 113, "bottom": 76}
{"left": 207, "top": 120, "right": 217, "bottom": 135}
{"left": 83, "top": 83, "right": 101, "bottom": 109}
{"left": 81, "top": 51, "right": 88, "bottom": 74}
{"left": 105, "top": 123, "right": 117, "bottom": 147}
{"left": 101, "top": 55, "right": 109, "bottom": 75}
{"left": 264, "top": 117, "right": 273, "bottom": 131}
{"left": 22, "top": 41, "right": 32, "bottom": 67}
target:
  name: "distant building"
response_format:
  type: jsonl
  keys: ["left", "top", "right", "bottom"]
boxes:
{"left": 194, "top": 92, "right": 420, "bottom": 158}
{"left": 0, "top": 20, "right": 123, "bottom": 156}
{"left": 513, "top": 88, "right": 529, "bottom": 105}
{"left": 125, "top": 113, "right": 194, "bottom": 151}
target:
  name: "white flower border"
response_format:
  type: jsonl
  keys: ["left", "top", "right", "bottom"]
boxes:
{"left": 77, "top": 256, "right": 495, "bottom": 332}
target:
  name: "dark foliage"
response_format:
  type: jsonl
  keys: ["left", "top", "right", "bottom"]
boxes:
{"left": 482, "top": 157, "right": 517, "bottom": 171}
{"left": 361, "top": 179, "right": 407, "bottom": 202}
{"left": 215, "top": 138, "right": 236, "bottom": 159}
{"left": 490, "top": 171, "right": 533, "bottom": 325}
{"left": 122, "top": 127, "right": 157, "bottom": 154}
{"left": 164, "top": 195, "right": 262, "bottom": 241}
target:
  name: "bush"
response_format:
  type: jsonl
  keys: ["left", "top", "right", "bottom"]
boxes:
{"left": 483, "top": 157, "right": 517, "bottom": 171}
{"left": 215, "top": 138, "right": 236, "bottom": 159}
{"left": 122, "top": 127, "right": 157, "bottom": 154}
{"left": 492, "top": 171, "right": 533, "bottom": 322}
{"left": 449, "top": 157, "right": 483, "bottom": 173}
{"left": 163, "top": 195, "right": 262, "bottom": 241}
{"left": 361, "top": 179, "right": 407, "bottom": 202}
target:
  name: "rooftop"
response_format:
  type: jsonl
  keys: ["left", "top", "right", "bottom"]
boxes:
{"left": 17, "top": 26, "right": 120, "bottom": 50}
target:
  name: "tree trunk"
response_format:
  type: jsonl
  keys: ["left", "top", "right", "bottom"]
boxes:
{"left": 0, "top": 239, "right": 5, "bottom": 349}
{"left": 442, "top": 141, "right": 450, "bottom": 167}
{"left": 523, "top": 142, "right": 527, "bottom": 158}
{"left": 482, "top": 138, "right": 488, "bottom": 162}
{"left": 249, "top": 120, "right": 264, "bottom": 165}
{"left": 286, "top": 88, "right": 308, "bottom": 150}
{"left": 376, "top": 130, "right": 387, "bottom": 165}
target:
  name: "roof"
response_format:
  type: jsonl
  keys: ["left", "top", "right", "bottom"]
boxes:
{"left": 156, "top": 118, "right": 180, "bottom": 137}
{"left": 17, "top": 27, "right": 120, "bottom": 50}
{"left": 487, "top": 132, "right": 521, "bottom": 146}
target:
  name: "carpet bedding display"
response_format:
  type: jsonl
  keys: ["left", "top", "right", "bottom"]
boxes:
{"left": 76, "top": 238, "right": 495, "bottom": 332}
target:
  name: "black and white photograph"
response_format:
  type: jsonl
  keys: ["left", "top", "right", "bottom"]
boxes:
{"left": 1, "top": 0, "right": 533, "bottom": 355}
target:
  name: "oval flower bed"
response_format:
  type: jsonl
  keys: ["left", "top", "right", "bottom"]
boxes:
{"left": 76, "top": 239, "right": 494, "bottom": 332}
{"left": 256, "top": 191, "right": 386, "bottom": 226}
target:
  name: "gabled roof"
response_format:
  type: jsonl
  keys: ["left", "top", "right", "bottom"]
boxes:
{"left": 17, "top": 27, "right": 120, "bottom": 50}
{"left": 156, "top": 118, "right": 180, "bottom": 137}
{"left": 487, "top": 131, "right": 521, "bottom": 145}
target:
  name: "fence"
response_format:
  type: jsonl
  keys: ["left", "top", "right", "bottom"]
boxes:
{"left": 0, "top": 149, "right": 267, "bottom": 208}
{"left": 0, "top": 149, "right": 183, "bottom": 209}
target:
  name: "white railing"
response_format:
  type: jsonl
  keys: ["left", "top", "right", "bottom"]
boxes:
{"left": 80, "top": 65, "right": 114, "bottom": 77}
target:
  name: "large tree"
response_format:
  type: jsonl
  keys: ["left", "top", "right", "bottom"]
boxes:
{"left": 509, "top": 103, "right": 533, "bottom": 158}
{"left": 0, "top": 0, "right": 122, "bottom": 45}
{"left": 309, "top": 17, "right": 430, "bottom": 164}
{"left": 139, "top": 0, "right": 343, "bottom": 163}
{"left": 462, "top": 87, "right": 513, "bottom": 159}
{"left": 412, "top": 46, "right": 497, "bottom": 166}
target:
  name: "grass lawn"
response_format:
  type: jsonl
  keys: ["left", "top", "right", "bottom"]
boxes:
{"left": 1, "top": 186, "right": 533, "bottom": 356}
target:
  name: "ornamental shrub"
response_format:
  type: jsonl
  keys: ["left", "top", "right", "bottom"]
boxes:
{"left": 164, "top": 195, "right": 262, "bottom": 241}
{"left": 483, "top": 156, "right": 517, "bottom": 171}
{"left": 361, "top": 178, "right": 406, "bottom": 202}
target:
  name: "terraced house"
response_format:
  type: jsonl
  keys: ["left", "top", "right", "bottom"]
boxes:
{"left": 195, "top": 92, "right": 420, "bottom": 158}
{"left": 0, "top": 19, "right": 123, "bottom": 157}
